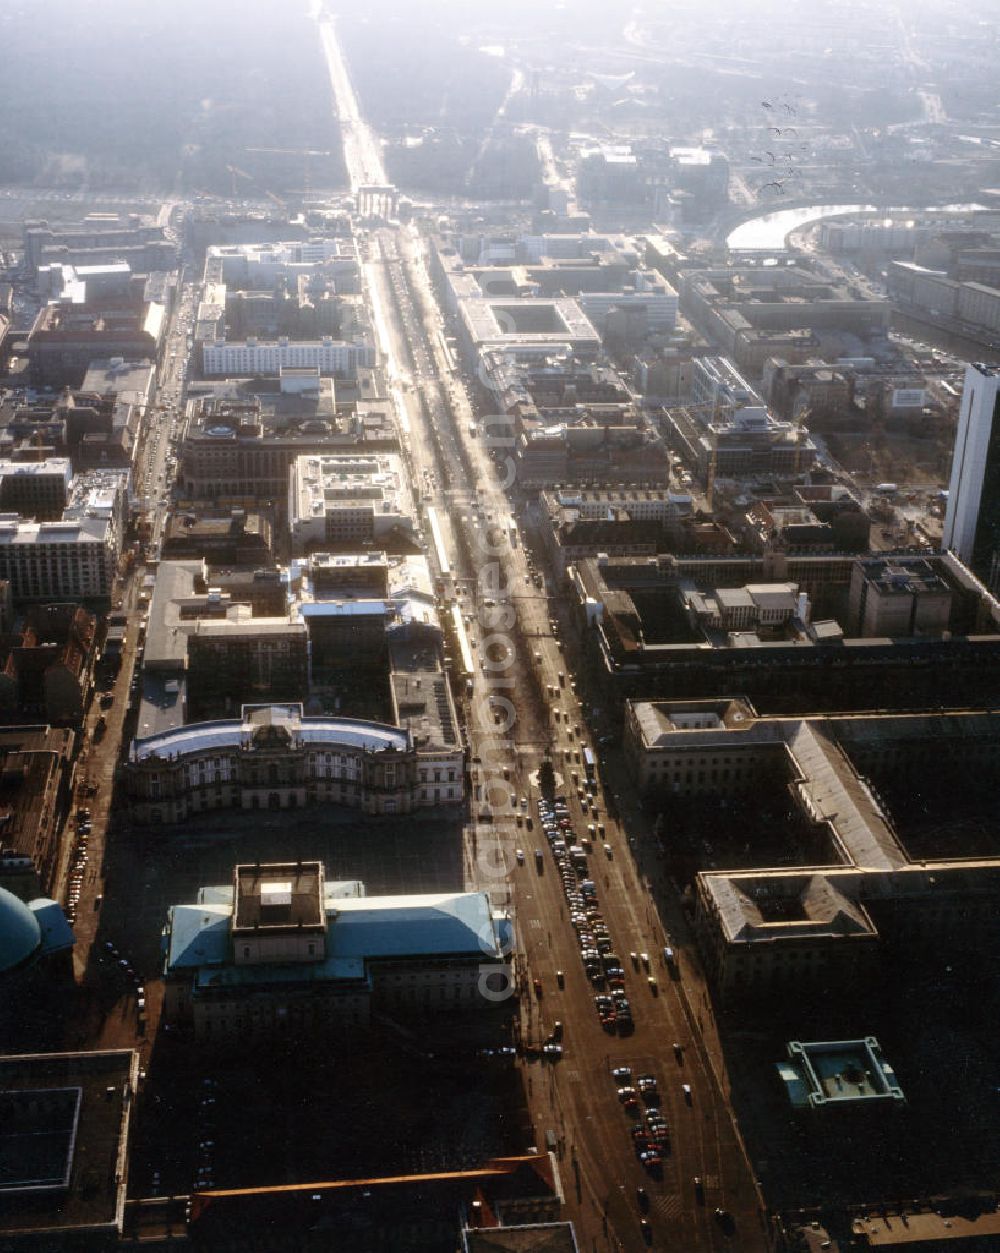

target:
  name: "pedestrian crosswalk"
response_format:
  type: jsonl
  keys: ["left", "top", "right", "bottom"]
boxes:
{"left": 654, "top": 1192, "right": 683, "bottom": 1220}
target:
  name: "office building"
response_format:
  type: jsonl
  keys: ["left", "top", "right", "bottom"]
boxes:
{"left": 848, "top": 556, "right": 952, "bottom": 638}
{"left": 207, "top": 238, "right": 359, "bottom": 290}
{"left": 23, "top": 213, "right": 170, "bottom": 273}
{"left": 690, "top": 356, "right": 762, "bottom": 419}
{"left": 570, "top": 549, "right": 1000, "bottom": 712}
{"left": 159, "top": 507, "right": 275, "bottom": 566}
{"left": 288, "top": 453, "right": 414, "bottom": 553}
{"left": 178, "top": 384, "right": 393, "bottom": 502}
{"left": 0, "top": 515, "right": 117, "bottom": 603}
{"left": 0, "top": 604, "right": 97, "bottom": 726}
{"left": 186, "top": 614, "right": 309, "bottom": 720}
{"left": 623, "top": 701, "right": 1000, "bottom": 1002}
{"left": 61, "top": 469, "right": 130, "bottom": 559}
{"left": 666, "top": 403, "right": 817, "bottom": 482}
{"left": 0, "top": 459, "right": 72, "bottom": 521}
{"left": 943, "top": 363, "right": 1000, "bottom": 590}
{"left": 201, "top": 335, "right": 375, "bottom": 378}
{"left": 26, "top": 301, "right": 166, "bottom": 388}
{"left": 0, "top": 726, "right": 75, "bottom": 896}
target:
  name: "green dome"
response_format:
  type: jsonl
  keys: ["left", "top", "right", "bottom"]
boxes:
{"left": 0, "top": 886, "right": 41, "bottom": 974}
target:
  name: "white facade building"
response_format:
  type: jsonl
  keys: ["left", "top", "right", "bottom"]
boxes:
{"left": 288, "top": 453, "right": 414, "bottom": 553}
{"left": 691, "top": 355, "right": 763, "bottom": 418}
{"left": 208, "top": 239, "right": 358, "bottom": 288}
{"left": 62, "top": 469, "right": 131, "bottom": 560}
{"left": 202, "top": 335, "right": 375, "bottom": 378}
{"left": 943, "top": 363, "right": 1000, "bottom": 590}
{"left": 0, "top": 515, "right": 116, "bottom": 601}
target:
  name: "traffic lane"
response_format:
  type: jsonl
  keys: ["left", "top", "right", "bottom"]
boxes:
{"left": 510, "top": 829, "right": 651, "bottom": 1250}
{"left": 513, "top": 803, "right": 719, "bottom": 1251}
{"left": 390, "top": 232, "right": 758, "bottom": 1247}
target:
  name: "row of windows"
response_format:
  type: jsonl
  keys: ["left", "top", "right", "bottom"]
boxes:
{"left": 648, "top": 766, "right": 751, "bottom": 784}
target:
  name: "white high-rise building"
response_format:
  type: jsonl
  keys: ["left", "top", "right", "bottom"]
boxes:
{"left": 943, "top": 363, "right": 1000, "bottom": 590}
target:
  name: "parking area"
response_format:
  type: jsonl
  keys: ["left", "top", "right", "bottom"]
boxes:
{"left": 129, "top": 1022, "right": 527, "bottom": 1199}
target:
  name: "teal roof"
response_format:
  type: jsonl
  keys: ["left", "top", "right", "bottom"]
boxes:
{"left": 195, "top": 955, "right": 367, "bottom": 990}
{"left": 329, "top": 891, "right": 501, "bottom": 959}
{"left": 0, "top": 886, "right": 41, "bottom": 974}
{"left": 165, "top": 889, "right": 508, "bottom": 982}
{"left": 166, "top": 904, "right": 232, "bottom": 969}
{"left": 29, "top": 899, "right": 75, "bottom": 955}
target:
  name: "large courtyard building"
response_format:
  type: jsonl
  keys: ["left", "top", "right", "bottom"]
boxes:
{"left": 571, "top": 550, "right": 1000, "bottom": 712}
{"left": 625, "top": 699, "right": 1000, "bottom": 1003}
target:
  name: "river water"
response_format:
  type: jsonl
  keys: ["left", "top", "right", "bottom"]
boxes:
{"left": 726, "top": 202, "right": 990, "bottom": 252}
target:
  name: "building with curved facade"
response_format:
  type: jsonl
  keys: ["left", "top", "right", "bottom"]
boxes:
{"left": 124, "top": 703, "right": 465, "bottom": 823}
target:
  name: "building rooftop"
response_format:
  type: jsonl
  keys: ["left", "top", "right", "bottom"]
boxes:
{"left": 187, "top": 1155, "right": 558, "bottom": 1242}
{"left": 165, "top": 884, "right": 508, "bottom": 975}
{"left": 778, "top": 1037, "right": 905, "bottom": 1109}
{"left": 132, "top": 703, "right": 410, "bottom": 763}
{"left": 464, "top": 1224, "right": 580, "bottom": 1252}
{"left": 851, "top": 1207, "right": 1000, "bottom": 1246}
{"left": 0, "top": 1050, "right": 138, "bottom": 1242}
{"left": 0, "top": 515, "right": 110, "bottom": 546}
{"left": 81, "top": 359, "right": 155, "bottom": 406}
{"left": 233, "top": 861, "right": 324, "bottom": 934}
{"left": 460, "top": 298, "right": 601, "bottom": 353}
{"left": 856, "top": 556, "right": 949, "bottom": 597}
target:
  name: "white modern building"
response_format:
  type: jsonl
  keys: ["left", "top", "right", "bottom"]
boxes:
{"left": 0, "top": 515, "right": 116, "bottom": 602}
{"left": 943, "top": 363, "right": 1000, "bottom": 591}
{"left": 691, "top": 355, "right": 763, "bottom": 419}
{"left": 202, "top": 335, "right": 375, "bottom": 378}
{"left": 288, "top": 453, "right": 414, "bottom": 553}
{"left": 62, "top": 469, "right": 131, "bottom": 560}
{"left": 207, "top": 239, "right": 358, "bottom": 289}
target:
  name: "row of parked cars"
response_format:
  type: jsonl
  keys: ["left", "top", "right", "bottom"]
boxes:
{"left": 64, "top": 807, "right": 94, "bottom": 927}
{"left": 611, "top": 1065, "right": 669, "bottom": 1174}
{"left": 536, "top": 796, "right": 638, "bottom": 1037}
{"left": 192, "top": 1078, "right": 219, "bottom": 1191}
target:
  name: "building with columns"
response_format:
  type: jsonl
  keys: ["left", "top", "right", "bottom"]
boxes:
{"left": 124, "top": 702, "right": 464, "bottom": 822}
{"left": 162, "top": 860, "right": 512, "bottom": 1040}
